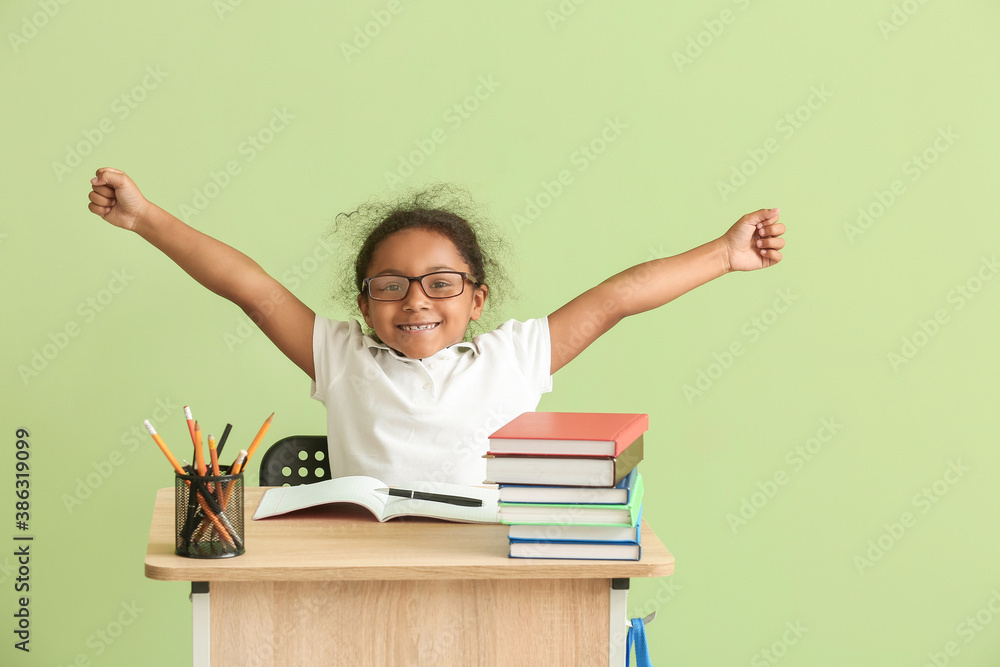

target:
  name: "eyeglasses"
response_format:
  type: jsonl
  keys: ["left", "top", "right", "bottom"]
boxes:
{"left": 362, "top": 271, "right": 480, "bottom": 302}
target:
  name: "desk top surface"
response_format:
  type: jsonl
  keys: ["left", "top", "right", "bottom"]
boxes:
{"left": 145, "top": 487, "right": 674, "bottom": 582}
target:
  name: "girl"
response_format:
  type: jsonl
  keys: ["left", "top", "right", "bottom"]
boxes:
{"left": 87, "top": 167, "right": 785, "bottom": 485}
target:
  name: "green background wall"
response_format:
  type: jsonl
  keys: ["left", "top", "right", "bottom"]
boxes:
{"left": 3, "top": 1, "right": 999, "bottom": 664}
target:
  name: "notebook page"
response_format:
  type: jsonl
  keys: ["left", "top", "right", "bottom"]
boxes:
{"left": 253, "top": 476, "right": 389, "bottom": 520}
{"left": 382, "top": 481, "right": 500, "bottom": 523}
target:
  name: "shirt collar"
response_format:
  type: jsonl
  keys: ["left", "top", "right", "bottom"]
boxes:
{"left": 363, "top": 335, "right": 479, "bottom": 360}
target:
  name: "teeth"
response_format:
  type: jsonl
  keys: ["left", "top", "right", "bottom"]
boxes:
{"left": 400, "top": 324, "right": 437, "bottom": 331}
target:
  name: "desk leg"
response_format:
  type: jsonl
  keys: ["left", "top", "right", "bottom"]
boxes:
{"left": 610, "top": 578, "right": 629, "bottom": 667}
{"left": 191, "top": 582, "right": 210, "bottom": 667}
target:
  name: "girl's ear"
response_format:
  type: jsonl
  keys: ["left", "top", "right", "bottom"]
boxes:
{"left": 357, "top": 293, "right": 373, "bottom": 327}
{"left": 469, "top": 284, "right": 489, "bottom": 321}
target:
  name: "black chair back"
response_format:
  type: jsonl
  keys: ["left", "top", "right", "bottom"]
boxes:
{"left": 258, "top": 435, "right": 331, "bottom": 486}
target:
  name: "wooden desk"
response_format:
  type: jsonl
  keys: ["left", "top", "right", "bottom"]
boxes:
{"left": 146, "top": 487, "right": 673, "bottom": 666}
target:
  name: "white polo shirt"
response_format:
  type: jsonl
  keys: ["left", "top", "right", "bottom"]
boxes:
{"left": 311, "top": 316, "right": 553, "bottom": 485}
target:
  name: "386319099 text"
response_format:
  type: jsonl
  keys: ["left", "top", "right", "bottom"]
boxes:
{"left": 13, "top": 427, "right": 32, "bottom": 653}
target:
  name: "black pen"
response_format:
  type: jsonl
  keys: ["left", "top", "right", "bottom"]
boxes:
{"left": 375, "top": 487, "right": 483, "bottom": 507}
{"left": 216, "top": 423, "right": 233, "bottom": 458}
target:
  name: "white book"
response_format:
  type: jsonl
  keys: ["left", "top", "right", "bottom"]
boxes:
{"left": 498, "top": 468, "right": 638, "bottom": 504}
{"left": 508, "top": 541, "right": 641, "bottom": 560}
{"left": 508, "top": 523, "right": 640, "bottom": 542}
{"left": 252, "top": 476, "right": 499, "bottom": 524}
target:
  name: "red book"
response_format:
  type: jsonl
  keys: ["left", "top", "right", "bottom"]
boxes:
{"left": 488, "top": 412, "right": 648, "bottom": 457}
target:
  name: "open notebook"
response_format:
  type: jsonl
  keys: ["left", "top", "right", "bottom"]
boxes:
{"left": 252, "top": 476, "right": 500, "bottom": 524}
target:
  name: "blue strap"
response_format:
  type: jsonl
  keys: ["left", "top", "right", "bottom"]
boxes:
{"left": 626, "top": 617, "right": 652, "bottom": 667}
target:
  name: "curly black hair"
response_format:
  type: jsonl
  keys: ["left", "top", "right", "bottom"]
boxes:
{"left": 325, "top": 184, "right": 512, "bottom": 339}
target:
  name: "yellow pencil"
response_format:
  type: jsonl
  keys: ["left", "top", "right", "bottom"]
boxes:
{"left": 230, "top": 450, "right": 248, "bottom": 476}
{"left": 222, "top": 450, "right": 248, "bottom": 508}
{"left": 208, "top": 434, "right": 221, "bottom": 477}
{"left": 243, "top": 412, "right": 273, "bottom": 467}
{"left": 194, "top": 421, "right": 206, "bottom": 476}
{"left": 143, "top": 420, "right": 184, "bottom": 475}
{"left": 208, "top": 434, "right": 223, "bottom": 502}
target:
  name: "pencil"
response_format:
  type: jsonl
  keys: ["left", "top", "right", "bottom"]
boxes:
{"left": 230, "top": 450, "right": 248, "bottom": 476}
{"left": 183, "top": 406, "right": 198, "bottom": 449}
{"left": 221, "top": 450, "right": 248, "bottom": 507}
{"left": 208, "top": 434, "right": 223, "bottom": 503}
{"left": 243, "top": 412, "right": 273, "bottom": 466}
{"left": 194, "top": 421, "right": 206, "bottom": 476}
{"left": 208, "top": 434, "right": 221, "bottom": 477}
{"left": 143, "top": 420, "right": 185, "bottom": 475}
{"left": 195, "top": 493, "right": 236, "bottom": 549}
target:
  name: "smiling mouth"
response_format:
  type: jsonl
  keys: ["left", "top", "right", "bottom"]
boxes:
{"left": 398, "top": 323, "right": 439, "bottom": 331}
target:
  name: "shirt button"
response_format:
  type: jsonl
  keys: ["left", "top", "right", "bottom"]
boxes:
{"left": 423, "top": 383, "right": 431, "bottom": 390}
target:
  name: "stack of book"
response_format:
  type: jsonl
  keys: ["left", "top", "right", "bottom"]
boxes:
{"left": 483, "top": 412, "right": 647, "bottom": 560}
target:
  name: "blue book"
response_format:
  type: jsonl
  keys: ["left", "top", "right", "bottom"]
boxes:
{"left": 497, "top": 468, "right": 638, "bottom": 505}
{"left": 508, "top": 507, "right": 643, "bottom": 560}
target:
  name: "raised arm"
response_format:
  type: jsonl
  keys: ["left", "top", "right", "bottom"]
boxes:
{"left": 547, "top": 208, "right": 785, "bottom": 374}
{"left": 87, "top": 167, "right": 317, "bottom": 380}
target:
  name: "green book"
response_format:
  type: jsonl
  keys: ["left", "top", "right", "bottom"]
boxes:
{"left": 499, "top": 473, "right": 644, "bottom": 527}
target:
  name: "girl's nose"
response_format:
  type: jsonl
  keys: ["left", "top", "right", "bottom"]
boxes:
{"left": 401, "top": 281, "right": 432, "bottom": 308}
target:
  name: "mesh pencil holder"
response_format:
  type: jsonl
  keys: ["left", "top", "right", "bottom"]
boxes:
{"left": 174, "top": 472, "right": 245, "bottom": 558}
